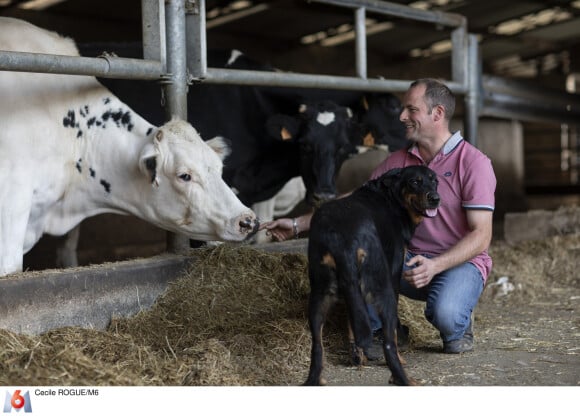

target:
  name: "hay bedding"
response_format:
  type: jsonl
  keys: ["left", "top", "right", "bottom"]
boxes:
{"left": 0, "top": 230, "right": 578, "bottom": 386}
{"left": 0, "top": 247, "right": 314, "bottom": 386}
{"left": 486, "top": 233, "right": 580, "bottom": 302}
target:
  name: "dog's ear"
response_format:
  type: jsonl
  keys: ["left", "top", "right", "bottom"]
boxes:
{"left": 377, "top": 168, "right": 406, "bottom": 204}
{"left": 379, "top": 168, "right": 402, "bottom": 187}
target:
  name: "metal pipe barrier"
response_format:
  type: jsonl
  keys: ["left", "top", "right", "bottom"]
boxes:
{"left": 0, "top": 51, "right": 163, "bottom": 80}
{"left": 482, "top": 75, "right": 580, "bottom": 126}
{"left": 163, "top": 0, "right": 191, "bottom": 253}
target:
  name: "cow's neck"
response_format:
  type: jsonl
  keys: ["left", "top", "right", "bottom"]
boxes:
{"left": 60, "top": 88, "right": 157, "bottom": 220}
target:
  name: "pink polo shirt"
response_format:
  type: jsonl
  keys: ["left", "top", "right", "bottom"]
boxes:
{"left": 370, "top": 132, "right": 496, "bottom": 282}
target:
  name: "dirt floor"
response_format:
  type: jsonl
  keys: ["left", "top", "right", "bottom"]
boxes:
{"left": 323, "top": 294, "right": 579, "bottom": 386}
{"left": 321, "top": 238, "right": 580, "bottom": 386}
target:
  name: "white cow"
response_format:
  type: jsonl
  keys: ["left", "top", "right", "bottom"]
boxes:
{"left": 0, "top": 18, "right": 258, "bottom": 276}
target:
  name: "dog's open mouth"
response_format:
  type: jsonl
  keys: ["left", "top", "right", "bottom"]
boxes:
{"left": 424, "top": 207, "right": 438, "bottom": 218}
{"left": 411, "top": 200, "right": 439, "bottom": 218}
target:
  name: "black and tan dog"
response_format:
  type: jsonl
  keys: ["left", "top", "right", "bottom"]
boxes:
{"left": 304, "top": 165, "right": 440, "bottom": 386}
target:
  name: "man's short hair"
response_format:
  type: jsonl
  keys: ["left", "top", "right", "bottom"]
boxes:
{"left": 411, "top": 78, "right": 456, "bottom": 120}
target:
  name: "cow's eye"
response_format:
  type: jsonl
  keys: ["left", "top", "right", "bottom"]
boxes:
{"left": 179, "top": 173, "right": 192, "bottom": 182}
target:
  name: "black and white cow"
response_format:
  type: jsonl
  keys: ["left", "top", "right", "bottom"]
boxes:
{"left": 79, "top": 45, "right": 407, "bottom": 205}
{"left": 83, "top": 45, "right": 407, "bottom": 210}
{"left": 0, "top": 18, "right": 259, "bottom": 276}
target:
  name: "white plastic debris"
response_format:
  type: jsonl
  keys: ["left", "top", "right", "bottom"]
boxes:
{"left": 488, "top": 276, "right": 516, "bottom": 298}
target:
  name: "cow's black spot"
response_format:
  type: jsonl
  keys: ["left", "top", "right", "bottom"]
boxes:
{"left": 63, "top": 110, "right": 76, "bottom": 128}
{"left": 89, "top": 168, "right": 96, "bottom": 178}
{"left": 63, "top": 109, "right": 84, "bottom": 138}
{"left": 101, "top": 109, "right": 134, "bottom": 131}
{"left": 79, "top": 105, "right": 89, "bottom": 117}
{"left": 100, "top": 179, "right": 111, "bottom": 193}
{"left": 75, "top": 159, "right": 82, "bottom": 173}
{"left": 121, "top": 111, "right": 134, "bottom": 131}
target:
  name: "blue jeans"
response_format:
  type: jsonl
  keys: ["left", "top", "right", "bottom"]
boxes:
{"left": 369, "top": 252, "right": 484, "bottom": 343}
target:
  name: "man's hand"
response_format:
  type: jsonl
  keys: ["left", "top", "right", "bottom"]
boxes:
{"left": 259, "top": 218, "right": 294, "bottom": 242}
{"left": 403, "top": 255, "right": 437, "bottom": 288}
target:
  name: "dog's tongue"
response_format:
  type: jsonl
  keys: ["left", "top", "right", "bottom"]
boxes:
{"left": 425, "top": 208, "right": 438, "bottom": 218}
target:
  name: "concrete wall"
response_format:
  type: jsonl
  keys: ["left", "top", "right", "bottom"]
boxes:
{"left": 0, "top": 254, "right": 192, "bottom": 335}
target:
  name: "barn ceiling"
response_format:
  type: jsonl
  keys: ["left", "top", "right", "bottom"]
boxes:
{"left": 1, "top": 0, "right": 580, "bottom": 83}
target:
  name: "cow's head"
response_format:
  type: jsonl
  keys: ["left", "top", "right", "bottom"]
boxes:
{"left": 138, "top": 119, "right": 259, "bottom": 241}
{"left": 266, "top": 100, "right": 357, "bottom": 207}
{"left": 355, "top": 93, "right": 409, "bottom": 152}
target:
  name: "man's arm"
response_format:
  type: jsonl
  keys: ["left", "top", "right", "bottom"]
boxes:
{"left": 259, "top": 191, "right": 355, "bottom": 242}
{"left": 404, "top": 209, "right": 493, "bottom": 288}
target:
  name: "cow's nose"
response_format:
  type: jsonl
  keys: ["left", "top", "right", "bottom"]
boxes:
{"left": 240, "top": 216, "right": 260, "bottom": 235}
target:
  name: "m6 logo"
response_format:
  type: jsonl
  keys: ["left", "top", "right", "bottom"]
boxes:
{"left": 3, "top": 391, "right": 32, "bottom": 413}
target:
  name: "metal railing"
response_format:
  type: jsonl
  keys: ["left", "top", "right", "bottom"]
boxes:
{"left": 0, "top": 0, "right": 476, "bottom": 139}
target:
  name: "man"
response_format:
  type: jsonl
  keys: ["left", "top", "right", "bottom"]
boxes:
{"left": 261, "top": 78, "right": 496, "bottom": 354}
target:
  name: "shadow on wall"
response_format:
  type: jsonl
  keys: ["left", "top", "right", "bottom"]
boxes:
{"left": 23, "top": 214, "right": 166, "bottom": 271}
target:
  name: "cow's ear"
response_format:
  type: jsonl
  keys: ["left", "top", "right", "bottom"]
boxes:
{"left": 361, "top": 95, "right": 370, "bottom": 111}
{"left": 362, "top": 131, "right": 376, "bottom": 147}
{"left": 206, "top": 136, "right": 232, "bottom": 161}
{"left": 349, "top": 122, "right": 375, "bottom": 148}
{"left": 139, "top": 142, "right": 160, "bottom": 187}
{"left": 266, "top": 114, "right": 301, "bottom": 141}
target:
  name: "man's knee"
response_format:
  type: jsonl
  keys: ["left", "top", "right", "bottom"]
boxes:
{"left": 426, "top": 303, "right": 469, "bottom": 341}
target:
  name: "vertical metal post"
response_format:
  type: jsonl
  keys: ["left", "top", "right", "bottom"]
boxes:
{"left": 164, "top": 0, "right": 190, "bottom": 253}
{"left": 164, "top": 0, "right": 188, "bottom": 120}
{"left": 451, "top": 23, "right": 468, "bottom": 90}
{"left": 354, "top": 7, "right": 367, "bottom": 79}
{"left": 141, "top": 0, "right": 166, "bottom": 65}
{"left": 464, "top": 34, "right": 480, "bottom": 146}
{"left": 186, "top": 0, "right": 207, "bottom": 79}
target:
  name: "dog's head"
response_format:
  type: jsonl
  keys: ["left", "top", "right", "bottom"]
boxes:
{"left": 380, "top": 166, "right": 440, "bottom": 225}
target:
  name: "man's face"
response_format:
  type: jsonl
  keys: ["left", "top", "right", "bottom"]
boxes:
{"left": 399, "top": 84, "right": 434, "bottom": 142}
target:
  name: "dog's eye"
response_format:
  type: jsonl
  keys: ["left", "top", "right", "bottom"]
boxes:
{"left": 178, "top": 173, "right": 192, "bottom": 182}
